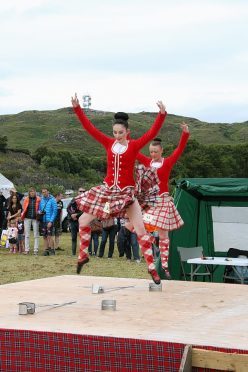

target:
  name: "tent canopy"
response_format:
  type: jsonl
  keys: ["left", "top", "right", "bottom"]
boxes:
{"left": 0, "top": 173, "right": 14, "bottom": 198}
{"left": 178, "top": 178, "right": 248, "bottom": 197}
{"left": 162, "top": 178, "right": 248, "bottom": 281}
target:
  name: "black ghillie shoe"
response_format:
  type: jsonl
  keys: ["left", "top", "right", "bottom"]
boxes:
{"left": 76, "top": 257, "right": 89, "bottom": 274}
{"left": 148, "top": 269, "right": 161, "bottom": 285}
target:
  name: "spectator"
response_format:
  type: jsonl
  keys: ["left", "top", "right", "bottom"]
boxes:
{"left": 21, "top": 187, "right": 41, "bottom": 255}
{"left": 17, "top": 217, "right": 25, "bottom": 253}
{"left": 67, "top": 188, "right": 84, "bottom": 256}
{"left": 88, "top": 218, "right": 102, "bottom": 256}
{"left": 7, "top": 194, "right": 22, "bottom": 226}
{"left": 98, "top": 218, "right": 117, "bottom": 259}
{"left": 53, "top": 192, "right": 64, "bottom": 252}
{"left": 7, "top": 220, "right": 18, "bottom": 254}
{"left": 6, "top": 188, "right": 24, "bottom": 210}
{"left": 38, "top": 187, "right": 58, "bottom": 256}
{"left": 117, "top": 218, "right": 140, "bottom": 262}
{"left": 0, "top": 191, "right": 6, "bottom": 234}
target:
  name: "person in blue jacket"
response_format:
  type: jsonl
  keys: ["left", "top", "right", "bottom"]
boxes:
{"left": 38, "top": 187, "right": 58, "bottom": 256}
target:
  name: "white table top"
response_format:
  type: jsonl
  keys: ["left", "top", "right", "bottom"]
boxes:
{"left": 187, "top": 257, "right": 248, "bottom": 266}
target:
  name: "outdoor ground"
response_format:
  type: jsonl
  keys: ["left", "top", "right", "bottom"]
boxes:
{"left": 0, "top": 233, "right": 149, "bottom": 285}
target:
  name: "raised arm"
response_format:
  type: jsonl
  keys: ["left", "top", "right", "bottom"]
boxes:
{"left": 166, "top": 122, "right": 190, "bottom": 165}
{"left": 135, "top": 101, "right": 167, "bottom": 149}
{"left": 71, "top": 93, "right": 110, "bottom": 146}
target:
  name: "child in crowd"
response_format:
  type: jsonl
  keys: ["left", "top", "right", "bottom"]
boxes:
{"left": 7, "top": 220, "right": 18, "bottom": 254}
{"left": 17, "top": 217, "right": 25, "bottom": 253}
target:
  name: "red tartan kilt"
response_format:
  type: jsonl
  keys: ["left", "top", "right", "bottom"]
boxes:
{"left": 143, "top": 193, "right": 184, "bottom": 231}
{"left": 134, "top": 164, "right": 160, "bottom": 210}
{"left": 75, "top": 185, "right": 135, "bottom": 220}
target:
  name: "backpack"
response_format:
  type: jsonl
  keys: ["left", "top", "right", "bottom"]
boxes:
{"left": 90, "top": 219, "right": 103, "bottom": 233}
{"left": 102, "top": 218, "right": 115, "bottom": 230}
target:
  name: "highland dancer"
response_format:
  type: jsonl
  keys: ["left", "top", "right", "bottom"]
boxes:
{"left": 127, "top": 122, "right": 190, "bottom": 279}
{"left": 71, "top": 93, "right": 167, "bottom": 284}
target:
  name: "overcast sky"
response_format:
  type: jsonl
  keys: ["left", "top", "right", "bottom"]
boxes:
{"left": 1, "top": 0, "right": 248, "bottom": 122}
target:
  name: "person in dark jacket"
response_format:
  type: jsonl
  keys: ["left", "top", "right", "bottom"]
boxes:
{"left": 0, "top": 191, "right": 6, "bottom": 235}
{"left": 67, "top": 188, "right": 84, "bottom": 256}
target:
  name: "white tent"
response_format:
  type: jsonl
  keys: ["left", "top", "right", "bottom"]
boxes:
{"left": 0, "top": 173, "right": 15, "bottom": 198}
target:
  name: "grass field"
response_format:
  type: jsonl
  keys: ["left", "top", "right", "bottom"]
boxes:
{"left": 0, "top": 233, "right": 150, "bottom": 285}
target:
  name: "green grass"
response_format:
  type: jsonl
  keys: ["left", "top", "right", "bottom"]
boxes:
{"left": 0, "top": 233, "right": 149, "bottom": 285}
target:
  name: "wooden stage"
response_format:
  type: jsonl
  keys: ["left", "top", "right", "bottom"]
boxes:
{"left": 0, "top": 275, "right": 247, "bottom": 350}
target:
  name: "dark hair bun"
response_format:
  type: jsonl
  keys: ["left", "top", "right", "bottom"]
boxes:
{"left": 153, "top": 137, "right": 162, "bottom": 143}
{"left": 114, "top": 112, "right": 129, "bottom": 121}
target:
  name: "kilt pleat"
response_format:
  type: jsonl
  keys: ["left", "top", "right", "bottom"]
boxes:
{"left": 75, "top": 185, "right": 135, "bottom": 220}
{"left": 143, "top": 193, "right": 184, "bottom": 231}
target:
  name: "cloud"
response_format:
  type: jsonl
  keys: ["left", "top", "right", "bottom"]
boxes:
{"left": 0, "top": 0, "right": 248, "bottom": 122}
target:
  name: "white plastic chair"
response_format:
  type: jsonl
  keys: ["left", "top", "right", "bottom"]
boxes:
{"left": 177, "top": 246, "right": 212, "bottom": 281}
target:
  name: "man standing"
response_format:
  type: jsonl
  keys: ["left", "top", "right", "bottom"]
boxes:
{"left": 67, "top": 188, "right": 85, "bottom": 256}
{"left": 38, "top": 187, "right": 58, "bottom": 256}
{"left": 53, "top": 192, "right": 64, "bottom": 251}
{"left": 98, "top": 218, "right": 117, "bottom": 259}
{"left": 21, "top": 187, "right": 41, "bottom": 255}
{"left": 0, "top": 191, "right": 6, "bottom": 235}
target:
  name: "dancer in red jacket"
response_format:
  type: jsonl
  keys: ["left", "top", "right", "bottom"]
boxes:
{"left": 128, "top": 122, "right": 190, "bottom": 279}
{"left": 71, "top": 93, "right": 167, "bottom": 284}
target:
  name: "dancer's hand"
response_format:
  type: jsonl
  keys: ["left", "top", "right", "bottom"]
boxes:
{"left": 180, "top": 121, "right": 189, "bottom": 133}
{"left": 71, "top": 93, "right": 80, "bottom": 108}
{"left": 156, "top": 100, "right": 166, "bottom": 114}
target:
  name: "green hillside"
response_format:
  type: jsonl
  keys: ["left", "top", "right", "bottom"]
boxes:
{"left": 0, "top": 107, "right": 247, "bottom": 191}
{"left": 1, "top": 107, "right": 247, "bottom": 157}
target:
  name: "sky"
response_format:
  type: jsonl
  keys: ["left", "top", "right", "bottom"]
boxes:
{"left": 0, "top": 0, "right": 248, "bottom": 123}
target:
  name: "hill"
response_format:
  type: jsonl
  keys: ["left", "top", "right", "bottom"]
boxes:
{"left": 0, "top": 107, "right": 247, "bottom": 158}
{"left": 0, "top": 107, "right": 247, "bottom": 191}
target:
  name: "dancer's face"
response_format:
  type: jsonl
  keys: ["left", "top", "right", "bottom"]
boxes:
{"left": 149, "top": 144, "right": 163, "bottom": 161}
{"left": 113, "top": 124, "right": 129, "bottom": 145}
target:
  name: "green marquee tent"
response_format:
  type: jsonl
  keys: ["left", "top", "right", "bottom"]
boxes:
{"left": 157, "top": 178, "right": 248, "bottom": 281}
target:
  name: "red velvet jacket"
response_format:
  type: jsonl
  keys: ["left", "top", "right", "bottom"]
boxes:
{"left": 74, "top": 106, "right": 166, "bottom": 190}
{"left": 136, "top": 131, "right": 190, "bottom": 195}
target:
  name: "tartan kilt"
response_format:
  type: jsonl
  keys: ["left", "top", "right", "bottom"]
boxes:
{"left": 134, "top": 164, "right": 160, "bottom": 210}
{"left": 143, "top": 193, "right": 184, "bottom": 231}
{"left": 75, "top": 184, "right": 135, "bottom": 220}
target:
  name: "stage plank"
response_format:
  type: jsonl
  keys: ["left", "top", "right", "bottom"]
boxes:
{"left": 0, "top": 275, "right": 247, "bottom": 350}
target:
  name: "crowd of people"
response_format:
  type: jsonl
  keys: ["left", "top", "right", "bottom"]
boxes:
{"left": 0, "top": 187, "right": 63, "bottom": 256}
{"left": 0, "top": 187, "right": 143, "bottom": 262}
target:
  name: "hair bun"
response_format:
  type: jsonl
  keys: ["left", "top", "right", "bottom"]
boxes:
{"left": 153, "top": 137, "right": 162, "bottom": 142}
{"left": 114, "top": 112, "right": 129, "bottom": 121}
